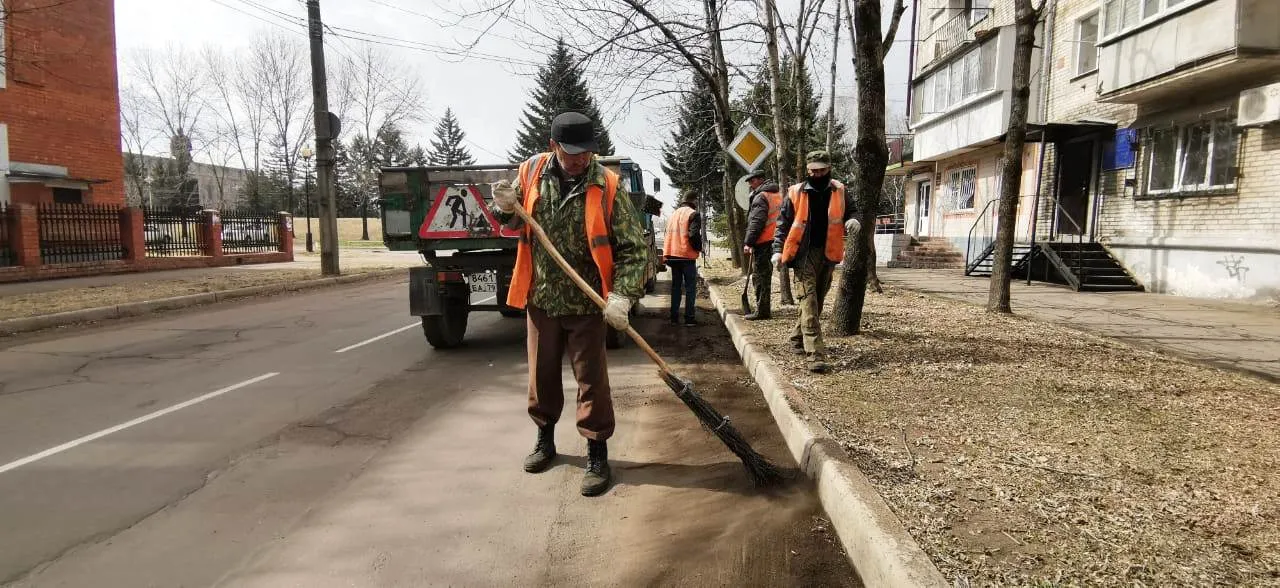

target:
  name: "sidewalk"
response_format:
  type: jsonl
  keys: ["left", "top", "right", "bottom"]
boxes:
{"left": 879, "top": 268, "right": 1280, "bottom": 382}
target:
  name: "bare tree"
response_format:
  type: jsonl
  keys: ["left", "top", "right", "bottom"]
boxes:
{"left": 988, "top": 0, "right": 1045, "bottom": 313}
{"left": 119, "top": 86, "right": 156, "bottom": 205}
{"left": 250, "top": 32, "right": 314, "bottom": 215}
{"left": 830, "top": 0, "right": 906, "bottom": 336}
{"left": 340, "top": 45, "right": 424, "bottom": 239}
{"left": 128, "top": 46, "right": 208, "bottom": 206}
{"left": 824, "top": 1, "right": 841, "bottom": 154}
{"left": 202, "top": 46, "right": 271, "bottom": 207}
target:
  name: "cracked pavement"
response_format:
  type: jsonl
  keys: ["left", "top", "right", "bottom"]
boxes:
{"left": 0, "top": 276, "right": 857, "bottom": 587}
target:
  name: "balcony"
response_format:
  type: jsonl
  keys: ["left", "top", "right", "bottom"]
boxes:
{"left": 1097, "top": 0, "right": 1280, "bottom": 103}
{"left": 917, "top": 9, "right": 996, "bottom": 74}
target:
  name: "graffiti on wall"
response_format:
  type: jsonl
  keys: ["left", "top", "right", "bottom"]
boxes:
{"left": 1217, "top": 255, "right": 1250, "bottom": 285}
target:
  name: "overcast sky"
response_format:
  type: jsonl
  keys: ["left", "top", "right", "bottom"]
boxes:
{"left": 115, "top": 0, "right": 913, "bottom": 209}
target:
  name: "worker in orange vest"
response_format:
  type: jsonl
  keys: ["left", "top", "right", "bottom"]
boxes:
{"left": 771, "top": 150, "right": 860, "bottom": 374}
{"left": 491, "top": 112, "right": 649, "bottom": 497}
{"left": 740, "top": 170, "right": 782, "bottom": 320}
{"left": 663, "top": 194, "right": 704, "bottom": 326}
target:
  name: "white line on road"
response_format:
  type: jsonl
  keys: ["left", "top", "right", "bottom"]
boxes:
{"left": 333, "top": 294, "right": 498, "bottom": 354}
{"left": 0, "top": 373, "right": 280, "bottom": 476}
{"left": 334, "top": 323, "right": 420, "bottom": 353}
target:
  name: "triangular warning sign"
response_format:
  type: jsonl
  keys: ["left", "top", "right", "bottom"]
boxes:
{"left": 419, "top": 184, "right": 518, "bottom": 239}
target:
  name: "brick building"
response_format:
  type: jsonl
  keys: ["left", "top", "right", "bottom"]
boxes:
{"left": 0, "top": 0, "right": 125, "bottom": 206}
{"left": 895, "top": 0, "right": 1280, "bottom": 300}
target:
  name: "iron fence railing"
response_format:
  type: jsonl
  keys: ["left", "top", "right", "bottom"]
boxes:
{"left": 142, "top": 206, "right": 206, "bottom": 257}
{"left": 918, "top": 9, "right": 994, "bottom": 71}
{"left": 0, "top": 203, "right": 13, "bottom": 267}
{"left": 874, "top": 213, "right": 906, "bottom": 234}
{"left": 219, "top": 208, "right": 281, "bottom": 254}
{"left": 37, "top": 203, "right": 125, "bottom": 265}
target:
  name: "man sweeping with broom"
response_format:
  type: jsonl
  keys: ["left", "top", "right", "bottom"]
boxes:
{"left": 491, "top": 112, "right": 650, "bottom": 497}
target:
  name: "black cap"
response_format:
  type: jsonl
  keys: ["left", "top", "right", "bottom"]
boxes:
{"left": 550, "top": 112, "right": 599, "bottom": 155}
{"left": 745, "top": 170, "right": 768, "bottom": 182}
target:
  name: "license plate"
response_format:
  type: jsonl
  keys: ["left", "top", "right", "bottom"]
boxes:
{"left": 469, "top": 271, "right": 497, "bottom": 293}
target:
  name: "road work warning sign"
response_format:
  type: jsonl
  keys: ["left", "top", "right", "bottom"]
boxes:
{"left": 419, "top": 184, "right": 517, "bottom": 239}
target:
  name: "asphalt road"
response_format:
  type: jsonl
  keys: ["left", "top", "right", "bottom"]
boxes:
{"left": 0, "top": 278, "right": 858, "bottom": 587}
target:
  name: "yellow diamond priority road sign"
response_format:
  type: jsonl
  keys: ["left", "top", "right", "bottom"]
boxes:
{"left": 727, "top": 123, "right": 775, "bottom": 172}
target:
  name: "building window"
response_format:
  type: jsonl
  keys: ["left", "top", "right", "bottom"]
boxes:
{"left": 52, "top": 188, "right": 84, "bottom": 204}
{"left": 966, "top": 0, "right": 990, "bottom": 26}
{"left": 949, "top": 167, "right": 977, "bottom": 210}
{"left": 1075, "top": 12, "right": 1099, "bottom": 75}
{"left": 1143, "top": 119, "right": 1239, "bottom": 195}
{"left": 913, "top": 38, "right": 998, "bottom": 122}
{"left": 1106, "top": 0, "right": 1198, "bottom": 37}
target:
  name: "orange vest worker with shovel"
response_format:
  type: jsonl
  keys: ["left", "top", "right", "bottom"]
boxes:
{"left": 491, "top": 112, "right": 649, "bottom": 497}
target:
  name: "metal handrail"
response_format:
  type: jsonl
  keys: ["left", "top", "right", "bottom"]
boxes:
{"left": 1053, "top": 203, "right": 1086, "bottom": 282}
{"left": 965, "top": 199, "right": 999, "bottom": 271}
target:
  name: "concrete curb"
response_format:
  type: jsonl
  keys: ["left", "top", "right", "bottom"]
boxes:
{"left": 706, "top": 282, "right": 948, "bottom": 588}
{"left": 0, "top": 269, "right": 405, "bottom": 336}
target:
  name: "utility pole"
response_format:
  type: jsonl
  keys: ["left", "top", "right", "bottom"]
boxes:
{"left": 307, "top": 0, "right": 340, "bottom": 276}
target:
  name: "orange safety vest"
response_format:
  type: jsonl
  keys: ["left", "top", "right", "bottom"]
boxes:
{"left": 755, "top": 189, "right": 783, "bottom": 245}
{"left": 506, "top": 154, "right": 619, "bottom": 309}
{"left": 779, "top": 180, "right": 846, "bottom": 264}
{"left": 663, "top": 206, "right": 699, "bottom": 260}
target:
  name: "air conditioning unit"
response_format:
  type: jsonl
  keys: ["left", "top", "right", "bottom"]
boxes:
{"left": 1238, "top": 81, "right": 1280, "bottom": 127}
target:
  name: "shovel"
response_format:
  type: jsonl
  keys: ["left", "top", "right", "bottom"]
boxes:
{"left": 509, "top": 204, "right": 783, "bottom": 486}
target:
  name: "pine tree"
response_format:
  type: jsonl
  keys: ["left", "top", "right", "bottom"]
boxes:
{"left": 427, "top": 108, "right": 477, "bottom": 166}
{"left": 661, "top": 77, "right": 724, "bottom": 215}
{"left": 510, "top": 39, "right": 614, "bottom": 161}
{"left": 738, "top": 59, "right": 854, "bottom": 183}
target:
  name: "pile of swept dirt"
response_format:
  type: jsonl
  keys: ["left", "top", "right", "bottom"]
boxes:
{"left": 706, "top": 264, "right": 1280, "bottom": 586}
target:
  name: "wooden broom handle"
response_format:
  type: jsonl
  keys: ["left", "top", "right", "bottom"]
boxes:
{"left": 510, "top": 204, "right": 673, "bottom": 375}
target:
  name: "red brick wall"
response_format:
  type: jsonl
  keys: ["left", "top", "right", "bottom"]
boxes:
{"left": 0, "top": 0, "right": 124, "bottom": 205}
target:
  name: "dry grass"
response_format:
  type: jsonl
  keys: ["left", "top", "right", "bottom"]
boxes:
{"left": 706, "top": 264, "right": 1280, "bottom": 586}
{"left": 295, "top": 217, "right": 382, "bottom": 243}
{"left": 0, "top": 268, "right": 396, "bottom": 321}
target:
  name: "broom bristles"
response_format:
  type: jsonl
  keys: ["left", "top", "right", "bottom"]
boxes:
{"left": 662, "top": 371, "right": 786, "bottom": 486}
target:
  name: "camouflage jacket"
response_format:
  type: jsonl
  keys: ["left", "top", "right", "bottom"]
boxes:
{"left": 496, "top": 154, "right": 648, "bottom": 317}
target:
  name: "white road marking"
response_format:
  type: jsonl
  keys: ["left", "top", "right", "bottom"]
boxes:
{"left": 0, "top": 373, "right": 280, "bottom": 476}
{"left": 333, "top": 294, "right": 498, "bottom": 354}
{"left": 335, "top": 323, "right": 420, "bottom": 353}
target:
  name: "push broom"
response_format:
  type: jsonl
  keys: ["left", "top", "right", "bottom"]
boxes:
{"left": 509, "top": 204, "right": 784, "bottom": 487}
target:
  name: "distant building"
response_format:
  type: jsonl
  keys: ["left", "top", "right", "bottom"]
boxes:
{"left": 123, "top": 154, "right": 253, "bottom": 210}
{"left": 0, "top": 0, "right": 125, "bottom": 205}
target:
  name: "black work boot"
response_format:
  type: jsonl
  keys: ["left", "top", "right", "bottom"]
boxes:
{"left": 581, "top": 439, "right": 612, "bottom": 497}
{"left": 523, "top": 425, "right": 556, "bottom": 473}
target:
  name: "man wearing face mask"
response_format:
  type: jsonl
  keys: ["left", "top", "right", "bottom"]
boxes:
{"left": 771, "top": 150, "right": 860, "bottom": 374}
{"left": 490, "top": 112, "right": 649, "bottom": 497}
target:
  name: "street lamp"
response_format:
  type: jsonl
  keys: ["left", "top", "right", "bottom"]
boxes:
{"left": 301, "top": 145, "right": 315, "bottom": 253}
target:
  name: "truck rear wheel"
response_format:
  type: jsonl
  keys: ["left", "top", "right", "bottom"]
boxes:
{"left": 421, "top": 299, "right": 469, "bottom": 349}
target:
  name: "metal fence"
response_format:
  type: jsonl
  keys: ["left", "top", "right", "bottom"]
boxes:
{"left": 37, "top": 203, "right": 125, "bottom": 265}
{"left": 219, "top": 208, "right": 281, "bottom": 254}
{"left": 142, "top": 206, "right": 206, "bottom": 257}
{"left": 874, "top": 213, "right": 906, "bottom": 234}
{"left": 0, "top": 203, "right": 13, "bottom": 267}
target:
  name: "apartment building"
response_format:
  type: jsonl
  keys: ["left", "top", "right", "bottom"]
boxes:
{"left": 1045, "top": 0, "right": 1280, "bottom": 298}
{"left": 896, "top": 0, "right": 1280, "bottom": 300}
{"left": 0, "top": 0, "right": 125, "bottom": 205}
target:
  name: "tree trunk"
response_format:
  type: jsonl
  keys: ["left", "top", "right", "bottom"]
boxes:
{"left": 764, "top": 0, "right": 790, "bottom": 188}
{"left": 825, "top": 0, "right": 841, "bottom": 154}
{"left": 703, "top": 0, "right": 745, "bottom": 269}
{"left": 867, "top": 238, "right": 883, "bottom": 293}
{"left": 831, "top": 0, "right": 889, "bottom": 336}
{"left": 987, "top": 0, "right": 1041, "bottom": 313}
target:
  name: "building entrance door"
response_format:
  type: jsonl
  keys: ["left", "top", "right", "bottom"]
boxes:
{"left": 1055, "top": 140, "right": 1095, "bottom": 238}
{"left": 916, "top": 180, "right": 931, "bottom": 237}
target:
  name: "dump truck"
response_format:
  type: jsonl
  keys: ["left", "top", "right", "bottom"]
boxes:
{"left": 379, "top": 156, "right": 664, "bottom": 350}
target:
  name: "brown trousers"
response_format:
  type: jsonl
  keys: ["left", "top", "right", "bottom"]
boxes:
{"left": 526, "top": 306, "right": 615, "bottom": 441}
